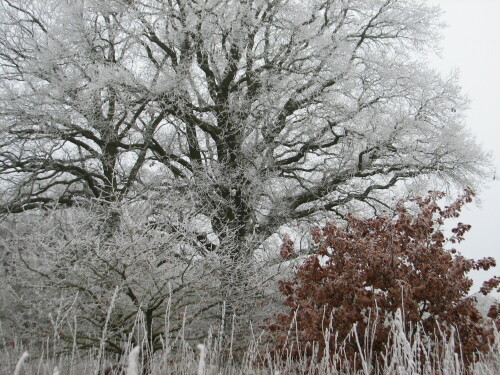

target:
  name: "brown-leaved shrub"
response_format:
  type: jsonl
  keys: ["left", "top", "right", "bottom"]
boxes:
{"left": 268, "top": 190, "right": 499, "bottom": 365}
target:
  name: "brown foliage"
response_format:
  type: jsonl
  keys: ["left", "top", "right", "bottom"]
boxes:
{"left": 267, "top": 189, "right": 499, "bottom": 364}
{"left": 279, "top": 234, "right": 297, "bottom": 260}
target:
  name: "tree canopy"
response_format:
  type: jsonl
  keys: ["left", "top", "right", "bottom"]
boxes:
{"left": 0, "top": 0, "right": 488, "bottom": 248}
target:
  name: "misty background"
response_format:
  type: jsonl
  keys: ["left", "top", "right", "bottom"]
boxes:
{"left": 432, "top": 0, "right": 500, "bottom": 296}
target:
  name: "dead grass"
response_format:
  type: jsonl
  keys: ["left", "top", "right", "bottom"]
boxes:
{"left": 2, "top": 308, "right": 499, "bottom": 375}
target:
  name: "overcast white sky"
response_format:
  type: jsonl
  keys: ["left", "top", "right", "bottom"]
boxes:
{"left": 430, "top": 0, "right": 500, "bottom": 296}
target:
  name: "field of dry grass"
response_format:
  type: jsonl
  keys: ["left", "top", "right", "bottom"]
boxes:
{"left": 2, "top": 309, "right": 499, "bottom": 375}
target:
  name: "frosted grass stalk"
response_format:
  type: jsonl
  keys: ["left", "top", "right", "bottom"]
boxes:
{"left": 197, "top": 344, "right": 206, "bottom": 375}
{"left": 126, "top": 346, "right": 140, "bottom": 375}
{"left": 13, "top": 352, "right": 29, "bottom": 375}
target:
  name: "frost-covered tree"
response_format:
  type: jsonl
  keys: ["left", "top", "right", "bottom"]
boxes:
{"left": 0, "top": 0, "right": 491, "bottom": 353}
{"left": 0, "top": 202, "right": 226, "bottom": 360}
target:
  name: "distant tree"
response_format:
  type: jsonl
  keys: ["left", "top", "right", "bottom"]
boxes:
{"left": 268, "top": 189, "right": 500, "bottom": 364}
{"left": 0, "top": 0, "right": 492, "bottom": 355}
